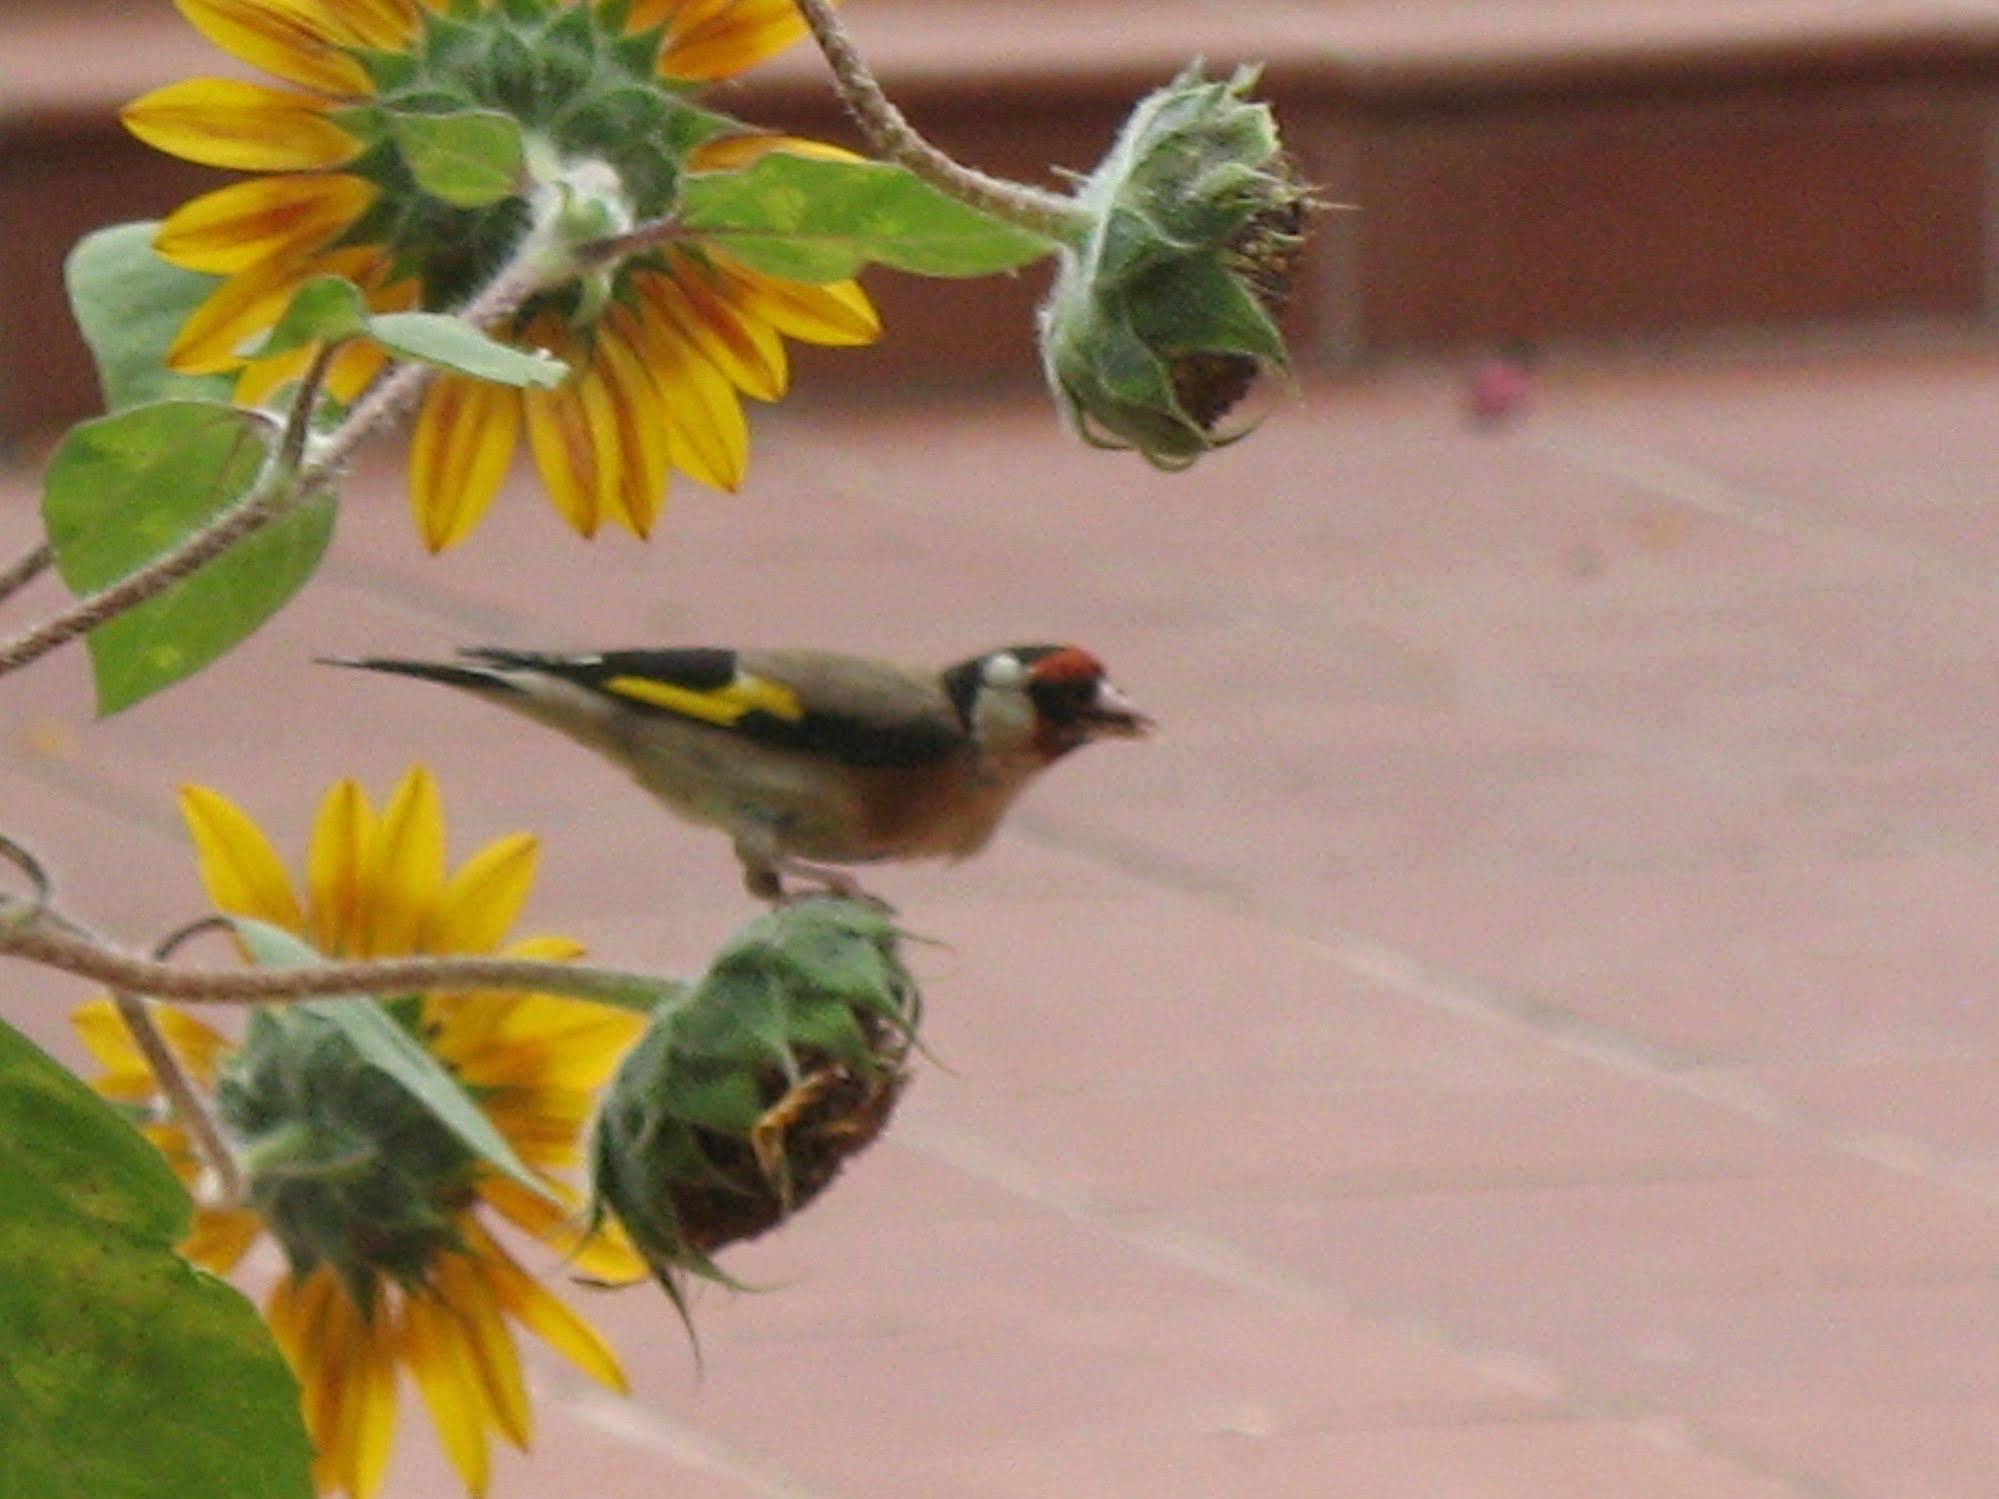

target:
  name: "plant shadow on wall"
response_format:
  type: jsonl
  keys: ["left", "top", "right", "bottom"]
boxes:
{"left": 0, "top": 2, "right": 1313, "bottom": 1496}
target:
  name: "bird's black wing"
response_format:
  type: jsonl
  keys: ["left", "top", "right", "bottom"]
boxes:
{"left": 461, "top": 647, "right": 967, "bottom": 767}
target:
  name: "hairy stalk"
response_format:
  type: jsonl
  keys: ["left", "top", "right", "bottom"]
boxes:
{"left": 110, "top": 987, "right": 245, "bottom": 1206}
{"left": 0, "top": 844, "right": 244, "bottom": 1204}
{"left": 0, "top": 906, "right": 673, "bottom": 1009}
{"left": 0, "top": 229, "right": 558, "bottom": 684}
{"left": 791, "top": 0, "right": 1081, "bottom": 241}
{"left": 276, "top": 341, "right": 340, "bottom": 477}
{"left": 0, "top": 543, "right": 52, "bottom": 608}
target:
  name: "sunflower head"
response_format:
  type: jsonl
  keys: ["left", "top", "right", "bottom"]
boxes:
{"left": 1038, "top": 64, "right": 1311, "bottom": 470}
{"left": 126, "top": 0, "right": 882, "bottom": 549}
{"left": 323, "top": 1, "right": 727, "bottom": 310}
{"left": 590, "top": 899, "right": 919, "bottom": 1315}
{"left": 218, "top": 1003, "right": 479, "bottom": 1305}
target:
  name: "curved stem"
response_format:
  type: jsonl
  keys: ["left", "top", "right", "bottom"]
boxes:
{"left": 791, "top": 0, "right": 1082, "bottom": 242}
{"left": 113, "top": 988, "right": 245, "bottom": 1206}
{"left": 0, "top": 229, "right": 558, "bottom": 685}
{"left": 0, "top": 543, "right": 52, "bottom": 608}
{"left": 0, "top": 907, "right": 673, "bottom": 1009}
{"left": 32, "top": 900, "right": 247, "bottom": 1205}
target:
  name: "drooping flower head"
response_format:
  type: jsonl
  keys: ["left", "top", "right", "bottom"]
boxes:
{"left": 75, "top": 766, "right": 646, "bottom": 1498}
{"left": 127, "top": 0, "right": 881, "bottom": 549}
{"left": 1038, "top": 64, "right": 1310, "bottom": 470}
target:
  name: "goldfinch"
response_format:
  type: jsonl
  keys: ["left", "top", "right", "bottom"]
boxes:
{"left": 324, "top": 644, "right": 1152, "bottom": 900}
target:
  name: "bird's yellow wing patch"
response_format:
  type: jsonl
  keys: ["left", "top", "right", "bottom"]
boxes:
{"left": 603, "top": 671, "right": 803, "bottom": 726}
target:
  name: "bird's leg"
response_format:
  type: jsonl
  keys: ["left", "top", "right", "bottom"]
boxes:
{"left": 733, "top": 831, "right": 787, "bottom": 902}
{"left": 734, "top": 829, "right": 892, "bottom": 909}
{"left": 775, "top": 857, "right": 895, "bottom": 912}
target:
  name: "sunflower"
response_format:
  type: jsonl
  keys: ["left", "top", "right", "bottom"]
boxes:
{"left": 73, "top": 765, "right": 648, "bottom": 1498}
{"left": 126, "top": 0, "right": 881, "bottom": 550}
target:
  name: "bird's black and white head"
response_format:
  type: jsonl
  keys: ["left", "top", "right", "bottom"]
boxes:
{"left": 946, "top": 644, "right": 1153, "bottom": 765}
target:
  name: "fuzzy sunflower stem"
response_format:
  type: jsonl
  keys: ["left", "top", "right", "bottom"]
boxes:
{"left": 0, "top": 839, "right": 245, "bottom": 1206}
{"left": 0, "top": 228, "right": 560, "bottom": 684}
{"left": 0, "top": 543, "right": 52, "bottom": 608}
{"left": 109, "top": 986, "right": 246, "bottom": 1207}
{"left": 790, "top": 0, "right": 1084, "bottom": 243}
{"left": 0, "top": 900, "right": 677, "bottom": 1010}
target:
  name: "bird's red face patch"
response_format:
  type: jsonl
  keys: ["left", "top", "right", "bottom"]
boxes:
{"left": 1026, "top": 646, "right": 1105, "bottom": 687}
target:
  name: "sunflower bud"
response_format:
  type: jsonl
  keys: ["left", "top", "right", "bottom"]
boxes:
{"left": 589, "top": 900, "right": 919, "bottom": 1316}
{"left": 218, "top": 1005, "right": 476, "bottom": 1307}
{"left": 1039, "top": 64, "right": 1310, "bottom": 470}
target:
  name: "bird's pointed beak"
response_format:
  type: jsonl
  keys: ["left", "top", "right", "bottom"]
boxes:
{"left": 1087, "top": 679, "right": 1155, "bottom": 738}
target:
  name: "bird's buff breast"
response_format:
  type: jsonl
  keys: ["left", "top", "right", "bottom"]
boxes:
{"left": 617, "top": 719, "right": 1007, "bottom": 863}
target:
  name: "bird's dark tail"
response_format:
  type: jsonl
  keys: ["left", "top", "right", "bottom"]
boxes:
{"left": 316, "top": 654, "right": 526, "bottom": 695}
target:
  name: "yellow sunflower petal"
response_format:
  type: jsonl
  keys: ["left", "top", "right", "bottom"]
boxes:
{"left": 656, "top": 262, "right": 788, "bottom": 401}
{"left": 319, "top": 323, "right": 398, "bottom": 403}
{"left": 686, "top": 132, "right": 860, "bottom": 172}
{"left": 400, "top": 1291, "right": 492, "bottom": 1496}
{"left": 463, "top": 997, "right": 645, "bottom": 1092}
{"left": 503, "top": 934, "right": 587, "bottom": 963}
{"left": 265, "top": 1270, "right": 306, "bottom": 1366}
{"left": 272, "top": 1268, "right": 345, "bottom": 1493}
{"left": 182, "top": 1206, "right": 265, "bottom": 1274}
{"left": 365, "top": 766, "right": 446, "bottom": 957}
{"left": 307, "top": 777, "right": 377, "bottom": 958}
{"left": 660, "top": 0, "right": 816, "bottom": 81}
{"left": 174, "top": 0, "right": 376, "bottom": 97}
{"left": 311, "top": 1278, "right": 363, "bottom": 1495}
{"left": 169, "top": 241, "right": 388, "bottom": 375}
{"left": 123, "top": 77, "right": 360, "bottom": 172}
{"left": 630, "top": 270, "right": 765, "bottom": 405}
{"left": 625, "top": 279, "right": 748, "bottom": 491}
{"left": 714, "top": 255, "right": 881, "bottom": 347}
{"left": 421, "top": 993, "right": 521, "bottom": 1073}
{"left": 73, "top": 997, "right": 149, "bottom": 1088}
{"left": 521, "top": 330, "right": 604, "bottom": 538}
{"left": 343, "top": 1298, "right": 401, "bottom": 1499}
{"left": 232, "top": 331, "right": 382, "bottom": 408}
{"left": 592, "top": 315, "right": 672, "bottom": 536}
{"left": 168, "top": 253, "right": 314, "bottom": 375}
{"left": 179, "top": 785, "right": 306, "bottom": 931}
{"left": 430, "top": 833, "right": 538, "bottom": 956}
{"left": 566, "top": 351, "right": 637, "bottom": 536}
{"left": 319, "top": 0, "right": 424, "bottom": 50}
{"left": 466, "top": 1222, "right": 627, "bottom": 1393}
{"left": 156, "top": 172, "right": 377, "bottom": 276}
{"left": 435, "top": 1249, "right": 531, "bottom": 1446}
{"left": 421, "top": 930, "right": 587, "bottom": 1063}
{"left": 478, "top": 1175, "right": 649, "bottom": 1286}
{"left": 410, "top": 374, "right": 522, "bottom": 553}
{"left": 233, "top": 273, "right": 415, "bottom": 406}
{"left": 659, "top": 342, "right": 748, "bottom": 492}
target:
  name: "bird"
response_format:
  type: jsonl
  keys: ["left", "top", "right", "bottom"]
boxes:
{"left": 322, "top": 643, "right": 1153, "bottom": 901}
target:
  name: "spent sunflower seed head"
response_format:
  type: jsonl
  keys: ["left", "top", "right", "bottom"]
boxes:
{"left": 219, "top": 1005, "right": 477, "bottom": 1307}
{"left": 589, "top": 900, "right": 920, "bottom": 1319}
{"left": 1039, "top": 64, "right": 1312, "bottom": 470}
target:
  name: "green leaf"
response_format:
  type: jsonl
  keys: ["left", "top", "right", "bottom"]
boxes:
{"left": 367, "top": 312, "right": 568, "bottom": 387}
{"left": 678, "top": 152, "right": 1055, "bottom": 281}
{"left": 252, "top": 275, "right": 371, "bottom": 360}
{"left": 228, "top": 918, "right": 559, "bottom": 1203}
{"left": 389, "top": 107, "right": 526, "bottom": 207}
{"left": 40, "top": 400, "right": 337, "bottom": 715}
{"left": 0, "top": 1018, "right": 312, "bottom": 1499}
{"left": 64, "top": 222, "right": 231, "bottom": 411}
